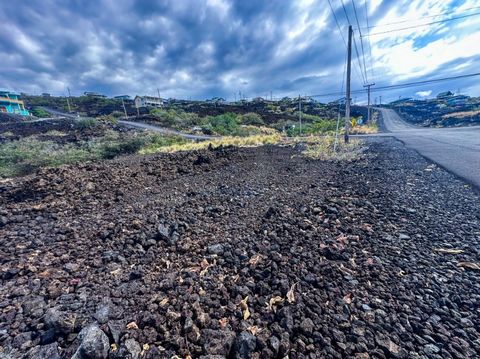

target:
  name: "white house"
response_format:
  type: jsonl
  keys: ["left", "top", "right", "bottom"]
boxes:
{"left": 134, "top": 95, "right": 163, "bottom": 108}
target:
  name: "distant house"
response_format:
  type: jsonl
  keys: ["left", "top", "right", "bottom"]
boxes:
{"left": 114, "top": 95, "right": 132, "bottom": 101}
{"left": 134, "top": 95, "right": 163, "bottom": 108}
{"left": 0, "top": 89, "right": 30, "bottom": 116}
{"left": 252, "top": 97, "right": 265, "bottom": 103}
{"left": 330, "top": 97, "right": 346, "bottom": 105}
{"left": 447, "top": 95, "right": 470, "bottom": 106}
{"left": 84, "top": 91, "right": 107, "bottom": 98}
{"left": 42, "top": 93, "right": 51, "bottom": 97}
{"left": 436, "top": 91, "right": 454, "bottom": 99}
{"left": 389, "top": 97, "right": 412, "bottom": 105}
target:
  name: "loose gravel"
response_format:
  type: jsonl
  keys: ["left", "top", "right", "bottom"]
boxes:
{"left": 0, "top": 138, "right": 479, "bottom": 358}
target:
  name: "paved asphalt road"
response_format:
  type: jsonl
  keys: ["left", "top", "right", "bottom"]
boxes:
{"left": 118, "top": 120, "right": 216, "bottom": 140}
{"left": 40, "top": 107, "right": 215, "bottom": 141}
{"left": 378, "top": 108, "right": 480, "bottom": 188}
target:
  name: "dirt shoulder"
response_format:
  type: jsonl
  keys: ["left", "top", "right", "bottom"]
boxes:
{"left": 0, "top": 139, "right": 479, "bottom": 358}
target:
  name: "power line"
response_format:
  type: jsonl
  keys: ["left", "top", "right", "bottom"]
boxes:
{"left": 352, "top": 32, "right": 366, "bottom": 84}
{"left": 364, "top": 11, "right": 480, "bottom": 37}
{"left": 308, "top": 72, "right": 480, "bottom": 98}
{"left": 340, "top": 0, "right": 351, "bottom": 25}
{"left": 352, "top": 0, "right": 369, "bottom": 83}
{"left": 364, "top": 0, "right": 374, "bottom": 82}
{"left": 327, "top": 0, "right": 347, "bottom": 47}
{"left": 363, "top": 6, "right": 480, "bottom": 30}
{"left": 327, "top": 0, "right": 365, "bottom": 85}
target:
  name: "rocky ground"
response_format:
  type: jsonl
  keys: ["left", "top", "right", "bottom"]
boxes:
{"left": 0, "top": 119, "right": 133, "bottom": 144}
{"left": 0, "top": 138, "right": 479, "bottom": 358}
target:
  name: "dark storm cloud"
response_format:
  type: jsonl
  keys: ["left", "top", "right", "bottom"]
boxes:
{"left": 0, "top": 0, "right": 479, "bottom": 101}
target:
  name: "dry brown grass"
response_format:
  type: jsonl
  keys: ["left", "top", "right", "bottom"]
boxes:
{"left": 139, "top": 133, "right": 282, "bottom": 154}
{"left": 442, "top": 109, "right": 480, "bottom": 119}
{"left": 302, "top": 135, "right": 365, "bottom": 161}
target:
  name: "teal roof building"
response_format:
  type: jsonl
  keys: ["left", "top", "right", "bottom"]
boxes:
{"left": 0, "top": 89, "right": 30, "bottom": 116}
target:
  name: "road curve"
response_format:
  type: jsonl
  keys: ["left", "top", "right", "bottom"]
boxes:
{"left": 378, "top": 108, "right": 480, "bottom": 188}
{"left": 118, "top": 120, "right": 216, "bottom": 141}
{"left": 39, "top": 107, "right": 216, "bottom": 141}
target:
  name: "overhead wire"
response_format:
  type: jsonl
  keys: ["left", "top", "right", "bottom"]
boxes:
{"left": 334, "top": 52, "right": 348, "bottom": 151}
{"left": 352, "top": 33, "right": 367, "bottom": 84}
{"left": 364, "top": 11, "right": 480, "bottom": 37}
{"left": 364, "top": 0, "right": 375, "bottom": 82}
{"left": 308, "top": 72, "right": 480, "bottom": 98}
{"left": 327, "top": 0, "right": 365, "bottom": 85}
{"left": 362, "top": 5, "right": 480, "bottom": 30}
{"left": 352, "top": 0, "right": 369, "bottom": 83}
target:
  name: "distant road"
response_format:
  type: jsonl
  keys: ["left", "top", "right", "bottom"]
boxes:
{"left": 118, "top": 120, "right": 216, "bottom": 141}
{"left": 40, "top": 107, "right": 215, "bottom": 141}
{"left": 378, "top": 108, "right": 480, "bottom": 188}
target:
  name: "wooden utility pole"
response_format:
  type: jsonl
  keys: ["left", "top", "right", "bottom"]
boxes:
{"left": 364, "top": 83, "right": 375, "bottom": 123}
{"left": 298, "top": 94, "right": 302, "bottom": 136}
{"left": 121, "top": 98, "right": 128, "bottom": 120}
{"left": 157, "top": 88, "right": 162, "bottom": 107}
{"left": 345, "top": 25, "right": 353, "bottom": 143}
{"left": 66, "top": 97, "right": 72, "bottom": 113}
{"left": 67, "top": 87, "right": 72, "bottom": 113}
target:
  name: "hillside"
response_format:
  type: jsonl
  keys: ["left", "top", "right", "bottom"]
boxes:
{"left": 387, "top": 95, "right": 480, "bottom": 127}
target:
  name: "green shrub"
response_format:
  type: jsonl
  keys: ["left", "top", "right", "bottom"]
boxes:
{"left": 31, "top": 107, "right": 50, "bottom": 118}
{"left": 0, "top": 129, "right": 191, "bottom": 178}
{"left": 239, "top": 113, "right": 264, "bottom": 126}
{"left": 202, "top": 113, "right": 241, "bottom": 136}
{"left": 97, "top": 114, "right": 119, "bottom": 124}
{"left": 0, "top": 139, "right": 91, "bottom": 177}
{"left": 76, "top": 118, "right": 97, "bottom": 129}
{"left": 110, "top": 111, "right": 125, "bottom": 118}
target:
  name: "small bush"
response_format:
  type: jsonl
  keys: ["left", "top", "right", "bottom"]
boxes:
{"left": 31, "top": 107, "right": 51, "bottom": 118}
{"left": 110, "top": 111, "right": 126, "bottom": 118}
{"left": 76, "top": 118, "right": 97, "bottom": 130}
{"left": 239, "top": 113, "right": 264, "bottom": 126}
{"left": 302, "top": 136, "right": 365, "bottom": 161}
{"left": 97, "top": 114, "right": 119, "bottom": 124}
{"left": 202, "top": 113, "right": 241, "bottom": 136}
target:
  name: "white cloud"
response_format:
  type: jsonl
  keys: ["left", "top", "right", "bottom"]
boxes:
{"left": 416, "top": 90, "right": 432, "bottom": 97}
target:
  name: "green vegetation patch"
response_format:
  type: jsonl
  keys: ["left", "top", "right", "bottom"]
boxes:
{"left": 0, "top": 130, "right": 186, "bottom": 178}
{"left": 30, "top": 107, "right": 51, "bottom": 118}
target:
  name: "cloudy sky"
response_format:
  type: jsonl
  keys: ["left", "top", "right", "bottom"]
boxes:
{"left": 1, "top": 0, "right": 480, "bottom": 103}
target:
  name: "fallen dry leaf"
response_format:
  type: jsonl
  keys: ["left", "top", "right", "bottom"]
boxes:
{"left": 126, "top": 322, "right": 139, "bottom": 330}
{"left": 243, "top": 306, "right": 251, "bottom": 320}
{"left": 110, "top": 344, "right": 118, "bottom": 352}
{"left": 267, "top": 296, "right": 284, "bottom": 313}
{"left": 219, "top": 317, "right": 229, "bottom": 329}
{"left": 361, "top": 223, "right": 374, "bottom": 232}
{"left": 140, "top": 343, "right": 149, "bottom": 356}
{"left": 248, "top": 254, "right": 263, "bottom": 266}
{"left": 286, "top": 283, "right": 297, "bottom": 304}
{"left": 109, "top": 268, "right": 122, "bottom": 276}
{"left": 343, "top": 293, "right": 353, "bottom": 304}
{"left": 336, "top": 234, "right": 348, "bottom": 244}
{"left": 434, "top": 248, "right": 464, "bottom": 254}
{"left": 159, "top": 298, "right": 169, "bottom": 306}
{"left": 247, "top": 325, "right": 261, "bottom": 335}
{"left": 200, "top": 258, "right": 209, "bottom": 269}
{"left": 457, "top": 262, "right": 480, "bottom": 270}
{"left": 200, "top": 258, "right": 213, "bottom": 276}
{"left": 239, "top": 296, "right": 251, "bottom": 320}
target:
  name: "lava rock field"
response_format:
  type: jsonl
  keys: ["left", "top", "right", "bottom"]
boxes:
{"left": 0, "top": 139, "right": 479, "bottom": 358}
